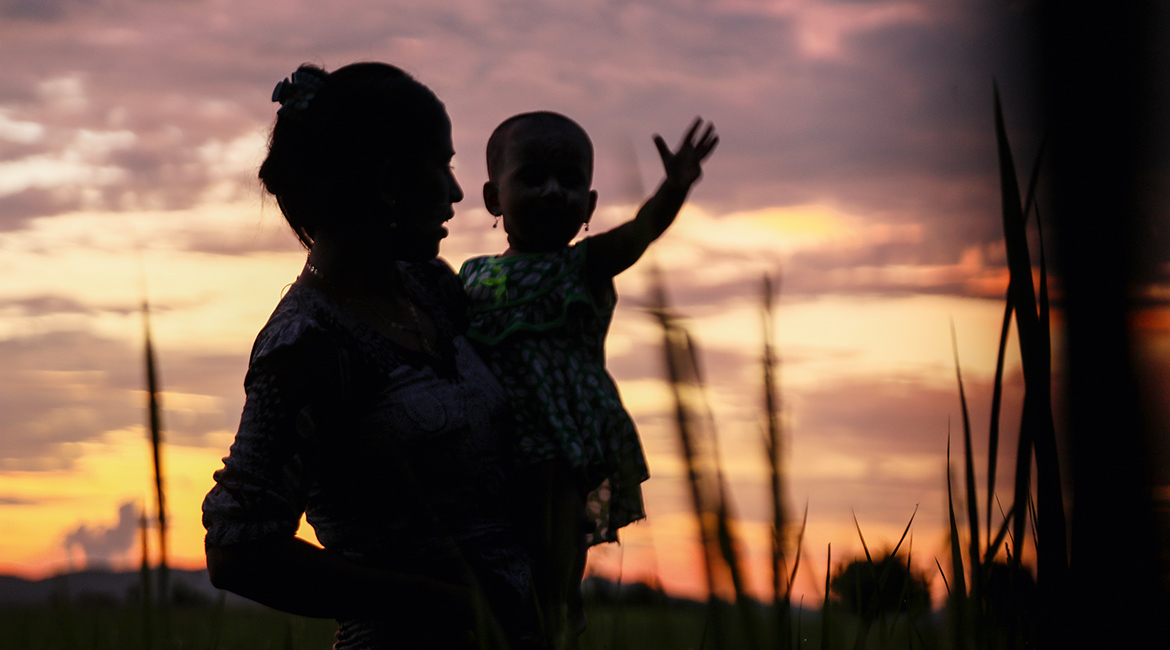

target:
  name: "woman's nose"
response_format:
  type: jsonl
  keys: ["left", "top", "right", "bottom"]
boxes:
{"left": 449, "top": 171, "right": 464, "bottom": 203}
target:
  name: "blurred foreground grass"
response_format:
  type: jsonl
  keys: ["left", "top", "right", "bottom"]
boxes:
{"left": 0, "top": 598, "right": 949, "bottom": 650}
{"left": 0, "top": 602, "right": 337, "bottom": 650}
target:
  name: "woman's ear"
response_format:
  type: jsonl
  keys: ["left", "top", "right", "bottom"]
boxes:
{"left": 483, "top": 181, "right": 502, "bottom": 216}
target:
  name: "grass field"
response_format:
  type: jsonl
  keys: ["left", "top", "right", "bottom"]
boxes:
{"left": 0, "top": 596, "right": 955, "bottom": 650}
{"left": 0, "top": 601, "right": 334, "bottom": 650}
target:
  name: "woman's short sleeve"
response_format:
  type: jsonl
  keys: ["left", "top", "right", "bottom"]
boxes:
{"left": 202, "top": 320, "right": 342, "bottom": 547}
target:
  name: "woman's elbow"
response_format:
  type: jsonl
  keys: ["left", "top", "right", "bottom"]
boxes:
{"left": 206, "top": 543, "right": 250, "bottom": 592}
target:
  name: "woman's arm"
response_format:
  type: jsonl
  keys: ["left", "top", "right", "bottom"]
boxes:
{"left": 204, "top": 320, "right": 474, "bottom": 623}
{"left": 207, "top": 535, "right": 474, "bottom": 620}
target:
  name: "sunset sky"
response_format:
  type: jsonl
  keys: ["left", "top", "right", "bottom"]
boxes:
{"left": 1, "top": 0, "right": 1166, "bottom": 605}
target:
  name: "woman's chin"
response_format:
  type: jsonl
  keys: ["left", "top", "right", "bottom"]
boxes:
{"left": 398, "top": 240, "right": 443, "bottom": 262}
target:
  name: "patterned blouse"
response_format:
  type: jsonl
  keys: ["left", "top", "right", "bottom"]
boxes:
{"left": 202, "top": 260, "right": 535, "bottom": 649}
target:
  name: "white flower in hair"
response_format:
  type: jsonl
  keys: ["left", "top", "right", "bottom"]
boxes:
{"left": 272, "top": 68, "right": 325, "bottom": 115}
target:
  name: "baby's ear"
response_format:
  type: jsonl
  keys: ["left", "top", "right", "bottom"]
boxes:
{"left": 483, "top": 181, "right": 502, "bottom": 216}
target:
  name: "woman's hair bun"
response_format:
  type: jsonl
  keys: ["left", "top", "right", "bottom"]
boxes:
{"left": 272, "top": 65, "right": 328, "bottom": 117}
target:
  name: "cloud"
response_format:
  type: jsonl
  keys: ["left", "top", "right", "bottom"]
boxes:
{"left": 38, "top": 75, "right": 88, "bottom": 112}
{"left": 0, "top": 494, "right": 42, "bottom": 505}
{"left": 0, "top": 110, "right": 45, "bottom": 144}
{"left": 0, "top": 190, "right": 78, "bottom": 230}
{"left": 0, "top": 327, "right": 247, "bottom": 471}
{"left": 0, "top": 295, "right": 96, "bottom": 317}
{"left": 0, "top": 0, "right": 1048, "bottom": 275}
{"left": 0, "top": 0, "right": 68, "bottom": 21}
{"left": 62, "top": 500, "right": 140, "bottom": 569}
{"left": 0, "top": 146, "right": 130, "bottom": 198}
{"left": 781, "top": 239, "right": 1016, "bottom": 298}
{"left": 721, "top": 369, "right": 1029, "bottom": 537}
{"left": 793, "top": 371, "right": 1025, "bottom": 458}
{"left": 0, "top": 0, "right": 189, "bottom": 23}
{"left": 0, "top": 0, "right": 1094, "bottom": 307}
{"left": 0, "top": 331, "right": 140, "bottom": 471}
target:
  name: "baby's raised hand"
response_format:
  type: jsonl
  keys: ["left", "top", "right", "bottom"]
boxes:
{"left": 654, "top": 117, "right": 719, "bottom": 191}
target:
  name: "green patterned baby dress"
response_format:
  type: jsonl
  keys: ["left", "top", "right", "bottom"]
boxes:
{"left": 459, "top": 240, "right": 648, "bottom": 544}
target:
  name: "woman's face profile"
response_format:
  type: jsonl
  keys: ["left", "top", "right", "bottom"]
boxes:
{"left": 379, "top": 113, "right": 464, "bottom": 262}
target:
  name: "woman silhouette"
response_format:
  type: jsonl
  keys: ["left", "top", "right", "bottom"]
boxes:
{"left": 202, "top": 62, "right": 541, "bottom": 649}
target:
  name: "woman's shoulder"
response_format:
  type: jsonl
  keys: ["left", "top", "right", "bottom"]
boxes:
{"left": 249, "top": 281, "right": 339, "bottom": 365}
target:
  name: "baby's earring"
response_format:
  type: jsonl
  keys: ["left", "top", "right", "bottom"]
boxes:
{"left": 493, "top": 215, "right": 500, "bottom": 229}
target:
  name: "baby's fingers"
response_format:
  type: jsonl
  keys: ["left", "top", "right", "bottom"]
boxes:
{"left": 679, "top": 116, "right": 704, "bottom": 149}
{"left": 653, "top": 134, "right": 672, "bottom": 163}
{"left": 697, "top": 122, "right": 716, "bottom": 147}
{"left": 696, "top": 125, "right": 719, "bottom": 160}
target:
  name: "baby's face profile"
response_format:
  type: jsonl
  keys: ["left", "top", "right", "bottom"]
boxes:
{"left": 489, "top": 123, "right": 598, "bottom": 253}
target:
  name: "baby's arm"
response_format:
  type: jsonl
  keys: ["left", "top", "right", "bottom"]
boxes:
{"left": 588, "top": 118, "right": 718, "bottom": 281}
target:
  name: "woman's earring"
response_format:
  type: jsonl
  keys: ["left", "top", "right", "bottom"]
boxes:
{"left": 584, "top": 222, "right": 589, "bottom": 232}
{"left": 493, "top": 216, "right": 500, "bottom": 229}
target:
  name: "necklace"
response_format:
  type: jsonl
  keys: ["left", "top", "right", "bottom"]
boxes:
{"left": 306, "top": 262, "right": 441, "bottom": 360}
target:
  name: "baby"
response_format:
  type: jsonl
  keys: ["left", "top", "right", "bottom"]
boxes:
{"left": 460, "top": 111, "right": 717, "bottom": 644}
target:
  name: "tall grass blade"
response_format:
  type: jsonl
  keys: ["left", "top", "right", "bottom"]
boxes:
{"left": 649, "top": 266, "right": 755, "bottom": 649}
{"left": 1020, "top": 131, "right": 1046, "bottom": 224}
{"left": 141, "top": 298, "right": 169, "bottom": 618}
{"left": 761, "top": 273, "right": 790, "bottom": 608}
{"left": 982, "top": 502, "right": 1017, "bottom": 566}
{"left": 138, "top": 506, "right": 153, "bottom": 649}
{"left": 945, "top": 437, "right": 969, "bottom": 650}
{"left": 690, "top": 327, "right": 755, "bottom": 634}
{"left": 714, "top": 494, "right": 748, "bottom": 599}
{"left": 788, "top": 503, "right": 809, "bottom": 597}
{"left": 934, "top": 558, "right": 950, "bottom": 597}
{"left": 1009, "top": 395, "right": 1033, "bottom": 569}
{"left": 650, "top": 275, "right": 718, "bottom": 601}
{"left": 986, "top": 294, "right": 1012, "bottom": 551}
{"left": 887, "top": 506, "right": 918, "bottom": 560}
{"left": 851, "top": 507, "right": 918, "bottom": 650}
{"left": 851, "top": 510, "right": 872, "bottom": 564}
{"left": 949, "top": 322, "right": 982, "bottom": 609}
{"left": 821, "top": 544, "right": 831, "bottom": 650}
{"left": 994, "top": 85, "right": 1067, "bottom": 598}
{"left": 886, "top": 537, "right": 913, "bottom": 638}
{"left": 994, "top": 115, "right": 1043, "bottom": 570}
{"left": 780, "top": 504, "right": 809, "bottom": 650}
{"left": 1028, "top": 493, "right": 1040, "bottom": 553}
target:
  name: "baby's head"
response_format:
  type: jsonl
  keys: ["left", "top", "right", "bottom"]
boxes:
{"left": 484, "top": 112, "right": 598, "bottom": 253}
